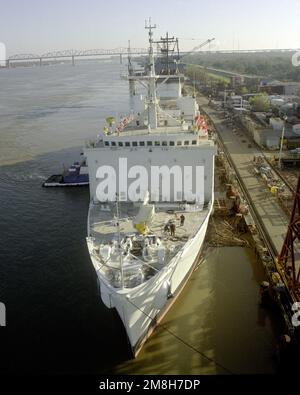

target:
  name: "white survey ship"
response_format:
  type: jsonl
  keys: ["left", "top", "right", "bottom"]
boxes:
{"left": 84, "top": 22, "right": 216, "bottom": 356}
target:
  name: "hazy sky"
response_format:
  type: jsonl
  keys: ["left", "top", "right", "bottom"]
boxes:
{"left": 1, "top": 0, "right": 300, "bottom": 55}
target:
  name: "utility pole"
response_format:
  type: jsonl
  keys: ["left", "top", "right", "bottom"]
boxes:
{"left": 279, "top": 116, "right": 288, "bottom": 170}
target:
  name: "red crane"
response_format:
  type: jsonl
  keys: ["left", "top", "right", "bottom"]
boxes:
{"left": 278, "top": 173, "right": 300, "bottom": 302}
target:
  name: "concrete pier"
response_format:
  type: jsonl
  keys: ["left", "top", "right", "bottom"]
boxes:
{"left": 197, "top": 95, "right": 299, "bottom": 267}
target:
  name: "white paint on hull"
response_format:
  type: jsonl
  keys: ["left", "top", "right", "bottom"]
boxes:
{"left": 87, "top": 199, "right": 213, "bottom": 352}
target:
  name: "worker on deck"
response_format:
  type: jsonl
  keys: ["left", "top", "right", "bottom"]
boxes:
{"left": 180, "top": 214, "right": 185, "bottom": 226}
{"left": 164, "top": 223, "right": 170, "bottom": 234}
{"left": 170, "top": 222, "right": 176, "bottom": 237}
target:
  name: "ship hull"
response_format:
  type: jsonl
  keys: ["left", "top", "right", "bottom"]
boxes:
{"left": 87, "top": 201, "right": 212, "bottom": 357}
{"left": 132, "top": 208, "right": 211, "bottom": 357}
{"left": 43, "top": 182, "right": 89, "bottom": 187}
{"left": 42, "top": 173, "right": 89, "bottom": 187}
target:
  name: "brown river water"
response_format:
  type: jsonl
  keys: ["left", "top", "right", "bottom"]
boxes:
{"left": 0, "top": 62, "right": 279, "bottom": 374}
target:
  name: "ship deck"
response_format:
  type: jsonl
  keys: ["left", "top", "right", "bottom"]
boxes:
{"left": 89, "top": 202, "right": 210, "bottom": 255}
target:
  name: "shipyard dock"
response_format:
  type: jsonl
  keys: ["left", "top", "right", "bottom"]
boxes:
{"left": 198, "top": 94, "right": 289, "bottom": 257}
{"left": 196, "top": 94, "right": 300, "bottom": 350}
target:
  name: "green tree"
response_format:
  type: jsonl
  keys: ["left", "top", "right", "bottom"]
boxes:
{"left": 249, "top": 94, "right": 270, "bottom": 112}
{"left": 240, "top": 86, "right": 249, "bottom": 95}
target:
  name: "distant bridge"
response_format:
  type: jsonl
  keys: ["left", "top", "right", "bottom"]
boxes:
{"left": 4, "top": 47, "right": 299, "bottom": 68}
{"left": 5, "top": 48, "right": 150, "bottom": 67}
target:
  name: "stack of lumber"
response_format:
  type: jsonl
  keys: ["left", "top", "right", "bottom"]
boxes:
{"left": 207, "top": 217, "right": 249, "bottom": 247}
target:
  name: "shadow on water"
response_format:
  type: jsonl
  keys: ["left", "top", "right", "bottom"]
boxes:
{"left": 0, "top": 148, "right": 281, "bottom": 375}
{"left": 112, "top": 246, "right": 280, "bottom": 375}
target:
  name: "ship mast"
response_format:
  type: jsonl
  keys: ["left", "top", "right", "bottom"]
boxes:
{"left": 145, "top": 18, "right": 158, "bottom": 130}
{"left": 116, "top": 193, "right": 124, "bottom": 289}
{"left": 155, "top": 32, "right": 177, "bottom": 75}
{"left": 127, "top": 40, "right": 136, "bottom": 98}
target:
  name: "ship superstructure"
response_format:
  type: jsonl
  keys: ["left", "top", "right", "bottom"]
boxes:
{"left": 84, "top": 21, "right": 216, "bottom": 356}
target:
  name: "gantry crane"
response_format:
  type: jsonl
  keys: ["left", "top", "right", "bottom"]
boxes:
{"left": 180, "top": 38, "right": 215, "bottom": 58}
{"left": 277, "top": 173, "right": 300, "bottom": 302}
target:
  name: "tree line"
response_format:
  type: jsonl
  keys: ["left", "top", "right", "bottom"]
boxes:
{"left": 183, "top": 52, "right": 300, "bottom": 81}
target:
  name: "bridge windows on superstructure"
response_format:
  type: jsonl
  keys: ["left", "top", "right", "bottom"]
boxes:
{"left": 169, "top": 141, "right": 175, "bottom": 146}
{"left": 162, "top": 141, "right": 167, "bottom": 146}
{"left": 192, "top": 140, "right": 197, "bottom": 145}
{"left": 139, "top": 141, "right": 145, "bottom": 146}
{"left": 147, "top": 141, "right": 153, "bottom": 146}
{"left": 155, "top": 141, "right": 160, "bottom": 146}
{"left": 184, "top": 141, "right": 190, "bottom": 146}
{"left": 111, "top": 141, "right": 116, "bottom": 147}
{"left": 132, "top": 142, "right": 138, "bottom": 147}
{"left": 177, "top": 141, "right": 182, "bottom": 146}
{"left": 104, "top": 141, "right": 109, "bottom": 146}
{"left": 118, "top": 142, "right": 123, "bottom": 147}
{"left": 125, "top": 142, "right": 130, "bottom": 147}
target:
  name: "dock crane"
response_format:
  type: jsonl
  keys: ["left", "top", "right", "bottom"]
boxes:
{"left": 177, "top": 37, "right": 215, "bottom": 97}
{"left": 277, "top": 173, "right": 300, "bottom": 303}
{"left": 180, "top": 37, "right": 215, "bottom": 59}
{"left": 274, "top": 172, "right": 300, "bottom": 368}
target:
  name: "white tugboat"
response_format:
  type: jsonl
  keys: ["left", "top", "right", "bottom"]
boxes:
{"left": 84, "top": 21, "right": 216, "bottom": 357}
